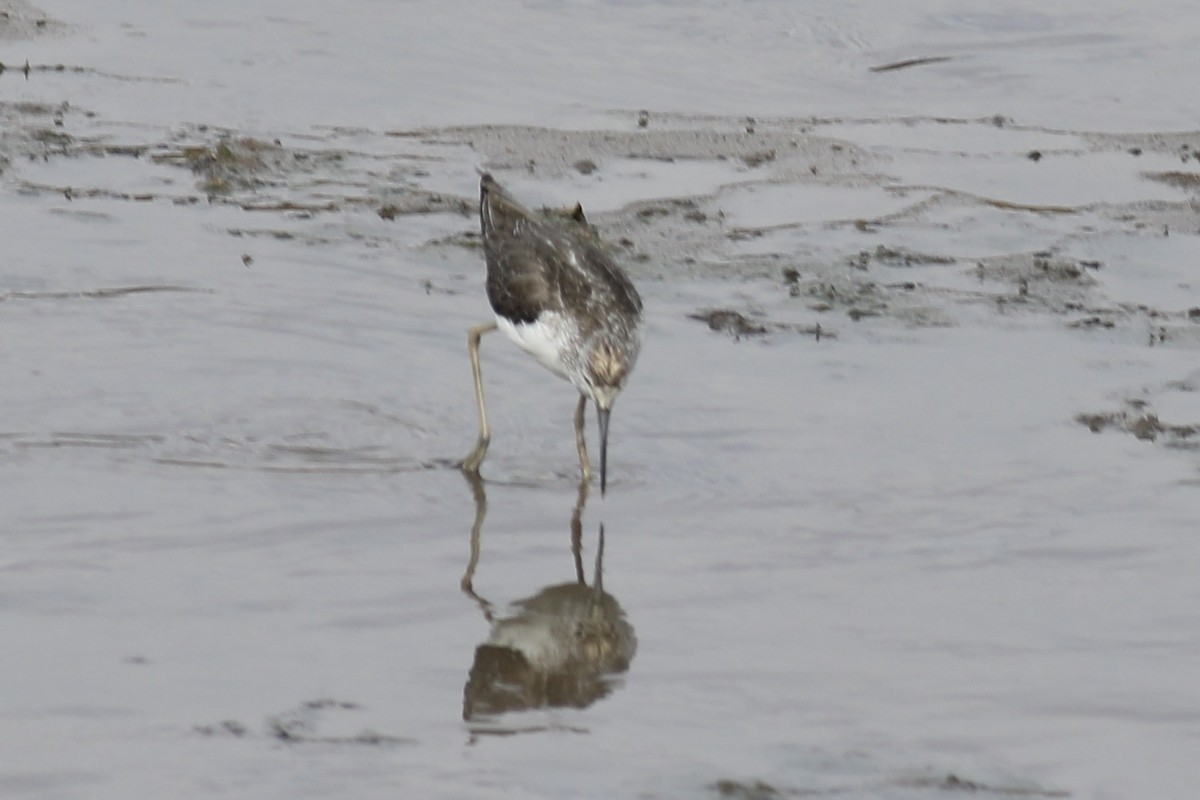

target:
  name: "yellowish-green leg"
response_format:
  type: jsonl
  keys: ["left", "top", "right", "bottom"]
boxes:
{"left": 461, "top": 322, "right": 498, "bottom": 473}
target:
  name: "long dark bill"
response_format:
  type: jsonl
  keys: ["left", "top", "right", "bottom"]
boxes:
{"left": 597, "top": 405, "right": 611, "bottom": 495}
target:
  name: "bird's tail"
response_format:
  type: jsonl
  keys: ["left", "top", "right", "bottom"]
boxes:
{"left": 479, "top": 172, "right": 533, "bottom": 238}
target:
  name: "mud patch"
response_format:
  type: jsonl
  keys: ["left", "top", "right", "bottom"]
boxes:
{"left": 377, "top": 190, "right": 471, "bottom": 218}
{"left": 0, "top": 0, "right": 69, "bottom": 41}
{"left": 689, "top": 308, "right": 831, "bottom": 341}
{"left": 1078, "top": 373, "right": 1200, "bottom": 450}
{"left": 710, "top": 773, "right": 1068, "bottom": 798}
{"left": 8, "top": 104, "right": 1194, "bottom": 341}
{"left": 897, "top": 773, "right": 1069, "bottom": 796}
{"left": 973, "top": 252, "right": 1097, "bottom": 302}
{"left": 197, "top": 699, "right": 416, "bottom": 747}
{"left": 854, "top": 244, "right": 957, "bottom": 269}
{"left": 150, "top": 135, "right": 349, "bottom": 200}
{"left": 787, "top": 272, "right": 953, "bottom": 327}
{"left": 390, "top": 123, "right": 878, "bottom": 182}
{"left": 1, "top": 285, "right": 206, "bottom": 302}
{"left": 1142, "top": 170, "right": 1200, "bottom": 192}
{"left": 1077, "top": 407, "right": 1199, "bottom": 447}
{"left": 10, "top": 431, "right": 165, "bottom": 450}
{"left": 711, "top": 778, "right": 787, "bottom": 799}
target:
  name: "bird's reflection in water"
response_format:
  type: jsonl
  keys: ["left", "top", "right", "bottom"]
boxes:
{"left": 460, "top": 473, "right": 636, "bottom": 725}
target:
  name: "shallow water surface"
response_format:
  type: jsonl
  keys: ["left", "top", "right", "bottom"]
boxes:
{"left": 4, "top": 2, "right": 1200, "bottom": 799}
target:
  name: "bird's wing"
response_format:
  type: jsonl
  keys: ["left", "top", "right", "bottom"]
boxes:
{"left": 479, "top": 173, "right": 640, "bottom": 325}
{"left": 576, "top": 238, "right": 643, "bottom": 318}
{"left": 484, "top": 231, "right": 562, "bottom": 324}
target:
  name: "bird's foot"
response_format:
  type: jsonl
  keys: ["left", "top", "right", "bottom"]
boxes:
{"left": 460, "top": 436, "right": 489, "bottom": 474}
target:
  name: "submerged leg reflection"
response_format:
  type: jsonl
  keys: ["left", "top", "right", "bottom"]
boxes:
{"left": 570, "top": 477, "right": 589, "bottom": 584}
{"left": 458, "top": 474, "right": 636, "bottom": 723}
{"left": 460, "top": 469, "right": 493, "bottom": 620}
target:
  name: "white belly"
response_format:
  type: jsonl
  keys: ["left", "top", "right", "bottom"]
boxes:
{"left": 496, "top": 312, "right": 574, "bottom": 381}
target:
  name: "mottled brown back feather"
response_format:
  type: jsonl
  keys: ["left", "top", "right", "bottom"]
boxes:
{"left": 479, "top": 174, "right": 642, "bottom": 331}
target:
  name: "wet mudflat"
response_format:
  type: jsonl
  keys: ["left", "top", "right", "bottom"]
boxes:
{"left": 3, "top": 2, "right": 1200, "bottom": 798}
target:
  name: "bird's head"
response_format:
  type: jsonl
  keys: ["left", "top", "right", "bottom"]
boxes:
{"left": 582, "top": 339, "right": 635, "bottom": 495}
{"left": 585, "top": 340, "right": 631, "bottom": 409}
